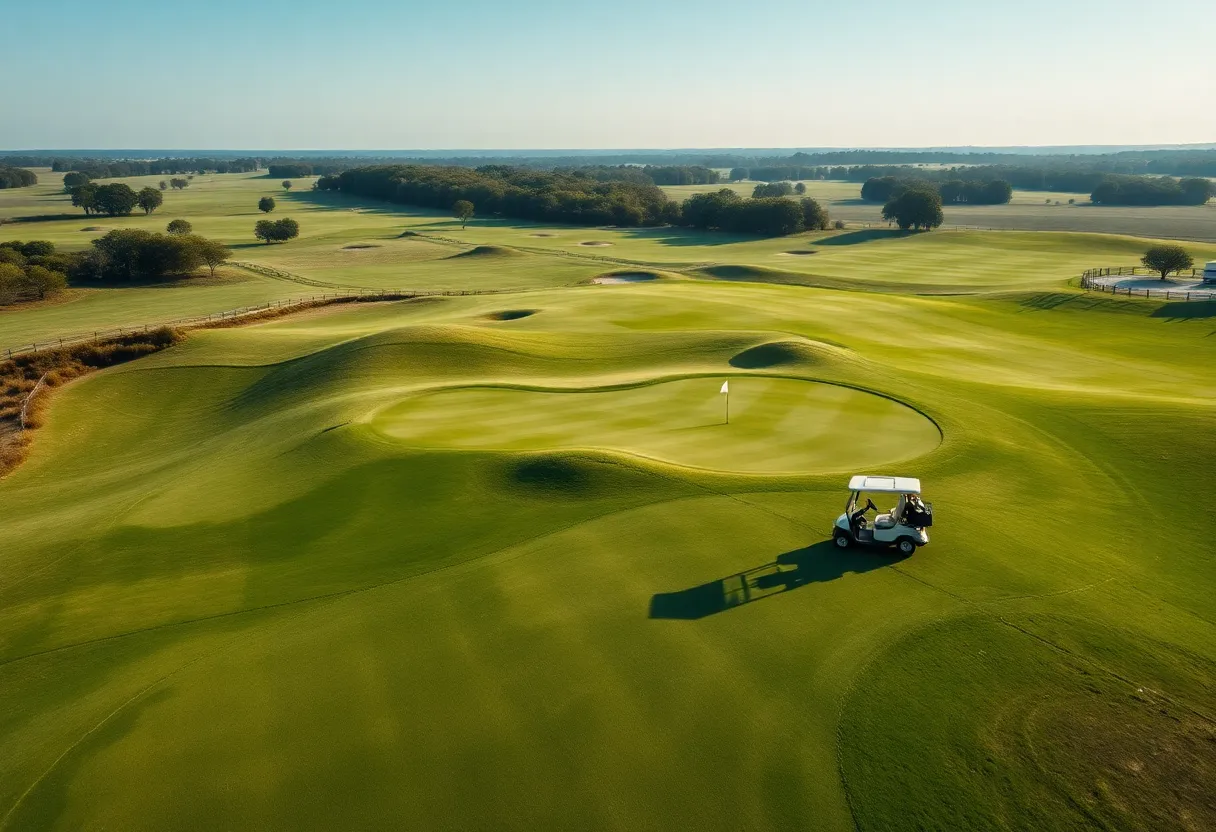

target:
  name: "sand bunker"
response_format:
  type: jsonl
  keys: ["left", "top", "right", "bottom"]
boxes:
{"left": 528, "top": 233, "right": 558, "bottom": 238}
{"left": 81, "top": 226, "right": 106, "bottom": 232}
{"left": 579, "top": 241, "right": 613, "bottom": 247}
{"left": 342, "top": 243, "right": 381, "bottom": 250}
{"left": 778, "top": 250, "right": 817, "bottom": 256}
{"left": 592, "top": 272, "right": 658, "bottom": 285}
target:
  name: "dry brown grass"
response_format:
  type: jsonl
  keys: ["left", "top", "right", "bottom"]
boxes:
{"left": 0, "top": 328, "right": 182, "bottom": 476}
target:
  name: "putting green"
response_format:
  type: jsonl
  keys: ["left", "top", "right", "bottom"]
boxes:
{"left": 371, "top": 376, "right": 940, "bottom": 473}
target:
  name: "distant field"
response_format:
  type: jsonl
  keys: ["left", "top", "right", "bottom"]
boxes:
{"left": 2, "top": 169, "right": 1215, "bottom": 351}
{"left": 662, "top": 179, "right": 1216, "bottom": 240}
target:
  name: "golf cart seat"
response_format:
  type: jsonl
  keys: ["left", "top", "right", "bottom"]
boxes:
{"left": 874, "top": 496, "right": 907, "bottom": 529}
{"left": 874, "top": 512, "right": 898, "bottom": 529}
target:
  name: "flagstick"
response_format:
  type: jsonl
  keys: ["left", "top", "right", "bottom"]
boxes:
{"left": 725, "top": 387, "right": 730, "bottom": 425}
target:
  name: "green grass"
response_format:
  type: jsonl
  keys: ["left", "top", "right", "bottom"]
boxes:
{"left": 373, "top": 375, "right": 940, "bottom": 474}
{"left": 1, "top": 168, "right": 1215, "bottom": 831}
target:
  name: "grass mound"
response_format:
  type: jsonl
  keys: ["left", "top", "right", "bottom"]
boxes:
{"left": 450, "top": 245, "right": 522, "bottom": 259}
{"left": 697, "top": 264, "right": 813, "bottom": 285}
{"left": 484, "top": 309, "right": 538, "bottom": 321}
{"left": 500, "top": 453, "right": 636, "bottom": 498}
{"left": 815, "top": 229, "right": 909, "bottom": 246}
{"left": 728, "top": 340, "right": 827, "bottom": 369}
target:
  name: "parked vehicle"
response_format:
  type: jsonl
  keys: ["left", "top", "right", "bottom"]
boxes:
{"left": 833, "top": 475, "right": 932, "bottom": 555}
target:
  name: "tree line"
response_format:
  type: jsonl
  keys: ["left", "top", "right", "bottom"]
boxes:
{"left": 1091, "top": 175, "right": 1213, "bottom": 206}
{"left": 0, "top": 166, "right": 38, "bottom": 189}
{"left": 861, "top": 176, "right": 1013, "bottom": 205}
{"left": 0, "top": 230, "right": 232, "bottom": 300}
{"left": 678, "top": 190, "right": 830, "bottom": 236}
{"left": 48, "top": 158, "right": 260, "bottom": 178}
{"left": 69, "top": 182, "right": 171, "bottom": 216}
{"left": 848, "top": 165, "right": 1211, "bottom": 205}
{"left": 320, "top": 165, "right": 680, "bottom": 227}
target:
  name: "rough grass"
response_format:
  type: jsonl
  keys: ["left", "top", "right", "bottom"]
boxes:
{"left": 0, "top": 327, "right": 181, "bottom": 474}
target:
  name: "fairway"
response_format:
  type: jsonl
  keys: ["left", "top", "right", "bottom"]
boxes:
{"left": 2, "top": 165, "right": 1216, "bottom": 832}
{"left": 374, "top": 376, "right": 940, "bottom": 473}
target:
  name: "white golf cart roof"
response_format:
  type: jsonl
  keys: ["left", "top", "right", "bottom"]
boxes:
{"left": 848, "top": 475, "right": 921, "bottom": 494}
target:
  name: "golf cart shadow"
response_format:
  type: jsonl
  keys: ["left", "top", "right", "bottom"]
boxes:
{"left": 648, "top": 541, "right": 906, "bottom": 620}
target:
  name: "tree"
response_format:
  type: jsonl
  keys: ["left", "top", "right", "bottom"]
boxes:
{"left": 20, "top": 265, "right": 67, "bottom": 300}
{"left": 89, "top": 229, "right": 212, "bottom": 280}
{"left": 92, "top": 183, "right": 139, "bottom": 217}
{"left": 159, "top": 180, "right": 168, "bottom": 191}
{"left": 882, "top": 189, "right": 944, "bottom": 231}
{"left": 1140, "top": 245, "right": 1193, "bottom": 280}
{"left": 752, "top": 181, "right": 794, "bottom": 198}
{"left": 794, "top": 182, "right": 807, "bottom": 195}
{"left": 136, "top": 187, "right": 163, "bottom": 214}
{"left": 70, "top": 183, "right": 99, "bottom": 215}
{"left": 255, "top": 217, "right": 300, "bottom": 244}
{"left": 258, "top": 196, "right": 276, "bottom": 213}
{"left": 185, "top": 235, "right": 232, "bottom": 278}
{"left": 170, "top": 178, "right": 189, "bottom": 190}
{"left": 273, "top": 217, "right": 299, "bottom": 241}
{"left": 63, "top": 171, "right": 90, "bottom": 191}
{"left": 0, "top": 263, "right": 24, "bottom": 305}
{"left": 281, "top": 180, "right": 293, "bottom": 191}
{"left": 453, "top": 199, "right": 474, "bottom": 229}
{"left": 166, "top": 219, "right": 192, "bottom": 235}
{"left": 254, "top": 220, "right": 275, "bottom": 244}
{"left": 1180, "top": 178, "right": 1214, "bottom": 205}
{"left": 800, "top": 197, "right": 830, "bottom": 231}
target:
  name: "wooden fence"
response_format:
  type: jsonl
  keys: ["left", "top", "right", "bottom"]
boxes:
{"left": 2, "top": 286, "right": 521, "bottom": 360}
{"left": 1080, "top": 266, "right": 1213, "bottom": 301}
{"left": 18, "top": 373, "right": 48, "bottom": 430}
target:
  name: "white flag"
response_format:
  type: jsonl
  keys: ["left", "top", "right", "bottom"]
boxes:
{"left": 720, "top": 381, "right": 729, "bottom": 394}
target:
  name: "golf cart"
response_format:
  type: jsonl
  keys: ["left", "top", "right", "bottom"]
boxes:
{"left": 833, "top": 475, "right": 932, "bottom": 555}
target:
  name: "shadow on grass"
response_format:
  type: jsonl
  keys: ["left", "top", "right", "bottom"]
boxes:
{"left": 814, "top": 229, "right": 908, "bottom": 246}
{"left": 612, "top": 226, "right": 762, "bottom": 248}
{"left": 10, "top": 213, "right": 92, "bottom": 224}
{"left": 1150, "top": 300, "right": 1216, "bottom": 320}
{"left": 649, "top": 540, "right": 904, "bottom": 620}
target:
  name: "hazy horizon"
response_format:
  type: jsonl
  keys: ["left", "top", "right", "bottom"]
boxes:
{"left": 3, "top": 0, "right": 1214, "bottom": 149}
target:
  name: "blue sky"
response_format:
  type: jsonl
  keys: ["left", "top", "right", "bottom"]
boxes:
{"left": 2, "top": 0, "right": 1213, "bottom": 149}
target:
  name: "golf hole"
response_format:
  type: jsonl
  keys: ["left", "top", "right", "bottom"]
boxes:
{"left": 372, "top": 377, "right": 940, "bottom": 474}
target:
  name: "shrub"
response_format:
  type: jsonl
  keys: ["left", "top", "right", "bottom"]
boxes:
{"left": 254, "top": 217, "right": 300, "bottom": 244}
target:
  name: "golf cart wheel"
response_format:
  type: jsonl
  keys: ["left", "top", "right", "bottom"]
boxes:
{"left": 833, "top": 531, "right": 851, "bottom": 548}
{"left": 897, "top": 538, "right": 917, "bottom": 555}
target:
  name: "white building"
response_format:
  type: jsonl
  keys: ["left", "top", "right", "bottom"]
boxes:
{"left": 1204, "top": 261, "right": 1216, "bottom": 284}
